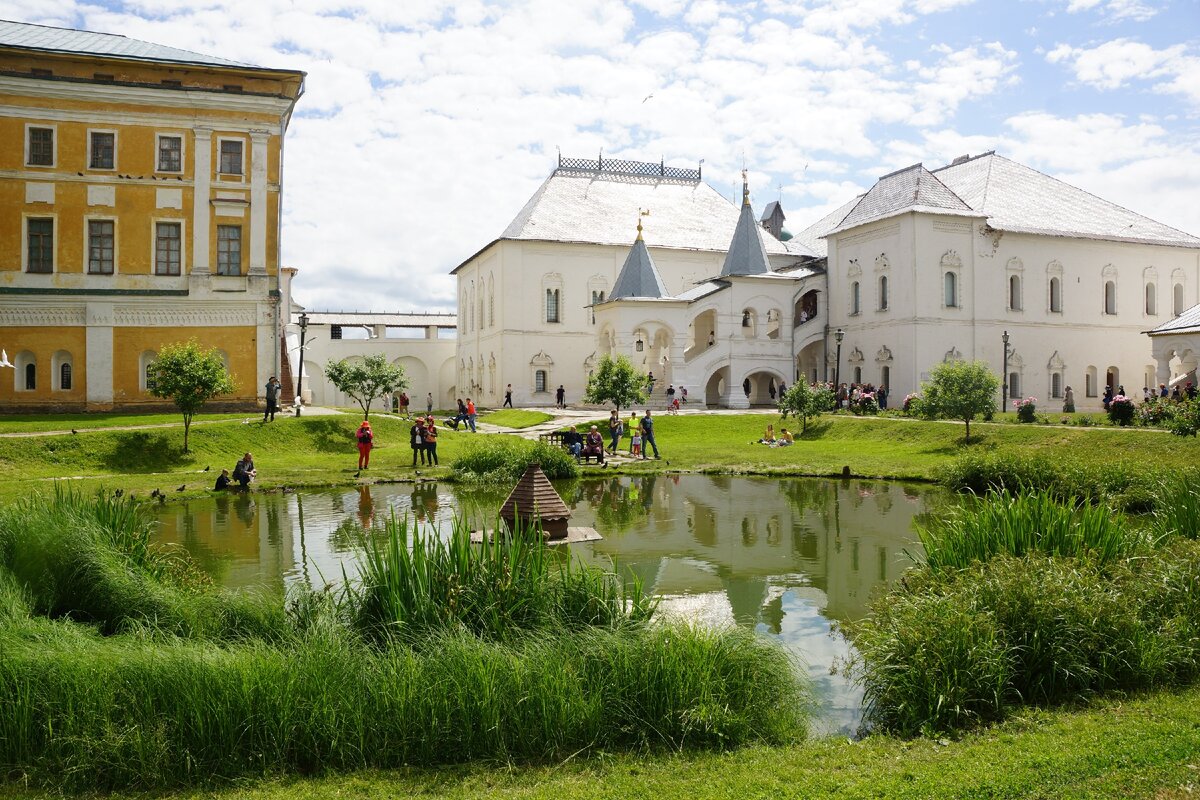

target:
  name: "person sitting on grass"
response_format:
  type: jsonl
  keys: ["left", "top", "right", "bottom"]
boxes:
{"left": 581, "top": 425, "right": 606, "bottom": 464}
{"left": 232, "top": 453, "right": 256, "bottom": 488}
{"left": 214, "top": 468, "right": 231, "bottom": 490}
{"left": 775, "top": 428, "right": 794, "bottom": 446}
{"left": 759, "top": 424, "right": 776, "bottom": 444}
{"left": 562, "top": 427, "right": 583, "bottom": 458}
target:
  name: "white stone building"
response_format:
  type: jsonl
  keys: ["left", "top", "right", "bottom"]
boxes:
{"left": 454, "top": 153, "right": 1200, "bottom": 410}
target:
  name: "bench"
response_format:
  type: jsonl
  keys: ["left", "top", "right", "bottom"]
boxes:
{"left": 540, "top": 430, "right": 606, "bottom": 465}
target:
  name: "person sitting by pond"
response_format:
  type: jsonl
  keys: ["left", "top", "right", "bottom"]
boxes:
{"left": 214, "top": 468, "right": 231, "bottom": 491}
{"left": 759, "top": 424, "right": 776, "bottom": 444}
{"left": 581, "top": 425, "right": 606, "bottom": 464}
{"left": 561, "top": 427, "right": 583, "bottom": 458}
{"left": 776, "top": 428, "right": 794, "bottom": 446}
{"left": 232, "top": 453, "right": 256, "bottom": 488}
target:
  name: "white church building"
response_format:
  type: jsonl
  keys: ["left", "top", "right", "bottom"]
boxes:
{"left": 453, "top": 153, "right": 1200, "bottom": 410}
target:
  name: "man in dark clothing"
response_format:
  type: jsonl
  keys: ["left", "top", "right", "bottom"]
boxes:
{"left": 562, "top": 428, "right": 583, "bottom": 459}
{"left": 556, "top": 385, "right": 566, "bottom": 408}
{"left": 504, "top": 384, "right": 513, "bottom": 408}
{"left": 263, "top": 377, "right": 280, "bottom": 422}
{"left": 640, "top": 410, "right": 660, "bottom": 459}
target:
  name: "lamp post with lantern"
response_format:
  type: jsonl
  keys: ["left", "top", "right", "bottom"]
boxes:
{"left": 834, "top": 328, "right": 845, "bottom": 407}
{"left": 1002, "top": 329, "right": 1010, "bottom": 412}
{"left": 294, "top": 311, "right": 309, "bottom": 417}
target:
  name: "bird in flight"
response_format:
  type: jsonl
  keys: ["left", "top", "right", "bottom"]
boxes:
{"left": 642, "top": 93, "right": 654, "bottom": 103}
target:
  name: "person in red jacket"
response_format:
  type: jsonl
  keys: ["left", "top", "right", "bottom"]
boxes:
{"left": 356, "top": 420, "right": 374, "bottom": 469}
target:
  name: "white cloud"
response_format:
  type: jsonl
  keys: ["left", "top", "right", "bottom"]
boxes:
{"left": 1048, "top": 38, "right": 1200, "bottom": 106}
{"left": 1063, "top": 0, "right": 1159, "bottom": 22}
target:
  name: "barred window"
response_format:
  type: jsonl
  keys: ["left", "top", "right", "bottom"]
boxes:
{"left": 60, "top": 363, "right": 72, "bottom": 391}
{"left": 535, "top": 370, "right": 547, "bottom": 393}
{"left": 27, "top": 218, "right": 53, "bottom": 273}
{"left": 88, "top": 220, "right": 114, "bottom": 274}
{"left": 89, "top": 132, "right": 115, "bottom": 169}
{"left": 545, "top": 288, "right": 560, "bottom": 323}
{"left": 219, "top": 139, "right": 243, "bottom": 175}
{"left": 27, "top": 127, "right": 53, "bottom": 166}
{"left": 217, "top": 225, "right": 241, "bottom": 275}
{"left": 158, "top": 136, "right": 182, "bottom": 172}
{"left": 155, "top": 222, "right": 181, "bottom": 275}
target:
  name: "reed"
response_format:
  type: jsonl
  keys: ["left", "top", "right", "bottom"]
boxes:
{"left": 450, "top": 436, "right": 579, "bottom": 482}
{"left": 1151, "top": 474, "right": 1200, "bottom": 541}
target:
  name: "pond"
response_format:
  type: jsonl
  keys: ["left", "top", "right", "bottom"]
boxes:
{"left": 152, "top": 475, "right": 949, "bottom": 735}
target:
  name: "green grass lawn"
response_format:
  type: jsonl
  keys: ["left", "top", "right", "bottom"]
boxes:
{"left": 2, "top": 685, "right": 1194, "bottom": 799}
{"left": 0, "top": 410, "right": 250, "bottom": 434}
{"left": 479, "top": 409, "right": 556, "bottom": 428}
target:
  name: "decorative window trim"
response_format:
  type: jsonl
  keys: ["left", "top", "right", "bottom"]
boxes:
{"left": 86, "top": 128, "right": 118, "bottom": 172}
{"left": 877, "top": 274, "right": 889, "bottom": 312}
{"left": 150, "top": 218, "right": 186, "bottom": 276}
{"left": 216, "top": 135, "right": 246, "bottom": 177}
{"left": 216, "top": 224, "right": 243, "bottom": 276}
{"left": 83, "top": 215, "right": 118, "bottom": 275}
{"left": 23, "top": 213, "right": 57, "bottom": 274}
{"left": 155, "top": 132, "right": 186, "bottom": 174}
{"left": 943, "top": 270, "right": 959, "bottom": 309}
{"left": 25, "top": 123, "right": 56, "bottom": 168}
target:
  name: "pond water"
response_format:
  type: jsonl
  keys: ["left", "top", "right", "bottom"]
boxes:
{"left": 152, "top": 475, "right": 948, "bottom": 735}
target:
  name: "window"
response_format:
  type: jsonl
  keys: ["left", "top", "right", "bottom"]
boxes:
{"left": 489, "top": 279, "right": 496, "bottom": 327}
{"left": 155, "top": 222, "right": 182, "bottom": 275}
{"left": 158, "top": 135, "right": 182, "bottom": 172}
{"left": 881, "top": 365, "right": 890, "bottom": 389}
{"left": 878, "top": 276, "right": 888, "bottom": 310}
{"left": 545, "top": 288, "right": 560, "bottom": 323}
{"left": 590, "top": 290, "right": 605, "bottom": 324}
{"left": 1049, "top": 276, "right": 1062, "bottom": 313}
{"left": 944, "top": 272, "right": 958, "bottom": 307}
{"left": 89, "top": 131, "right": 115, "bottom": 169}
{"left": 219, "top": 139, "right": 243, "bottom": 175}
{"left": 216, "top": 225, "right": 241, "bottom": 275}
{"left": 27, "top": 218, "right": 53, "bottom": 273}
{"left": 850, "top": 281, "right": 860, "bottom": 315}
{"left": 1104, "top": 280, "right": 1117, "bottom": 315}
{"left": 1009, "top": 274, "right": 1022, "bottom": 311}
{"left": 853, "top": 366, "right": 862, "bottom": 384}
{"left": 26, "top": 127, "right": 53, "bottom": 166}
{"left": 87, "top": 220, "right": 115, "bottom": 274}
{"left": 1009, "top": 372, "right": 1020, "bottom": 398}
{"left": 330, "top": 325, "right": 342, "bottom": 340}
{"left": 1085, "top": 366, "right": 1098, "bottom": 397}
{"left": 1051, "top": 372, "right": 1062, "bottom": 399}
{"left": 1145, "top": 283, "right": 1157, "bottom": 315}
{"left": 535, "top": 370, "right": 547, "bottom": 393}
{"left": 1174, "top": 283, "right": 1185, "bottom": 316}
{"left": 23, "top": 363, "right": 35, "bottom": 391}
{"left": 59, "top": 363, "right": 72, "bottom": 391}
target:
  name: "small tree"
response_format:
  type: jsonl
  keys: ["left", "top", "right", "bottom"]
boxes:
{"left": 920, "top": 360, "right": 1000, "bottom": 441}
{"left": 779, "top": 381, "right": 835, "bottom": 434}
{"left": 324, "top": 355, "right": 408, "bottom": 420}
{"left": 583, "top": 354, "right": 647, "bottom": 414}
{"left": 145, "top": 340, "right": 235, "bottom": 452}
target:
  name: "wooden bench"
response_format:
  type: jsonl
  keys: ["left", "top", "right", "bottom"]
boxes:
{"left": 539, "top": 430, "right": 568, "bottom": 448}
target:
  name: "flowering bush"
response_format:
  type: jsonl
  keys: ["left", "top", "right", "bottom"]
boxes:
{"left": 1108, "top": 394, "right": 1135, "bottom": 426}
{"left": 1013, "top": 396, "right": 1037, "bottom": 423}
{"left": 1138, "top": 397, "right": 1174, "bottom": 427}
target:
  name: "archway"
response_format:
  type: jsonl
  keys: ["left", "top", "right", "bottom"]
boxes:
{"left": 742, "top": 369, "right": 786, "bottom": 406}
{"left": 705, "top": 366, "right": 729, "bottom": 407}
{"left": 796, "top": 340, "right": 823, "bottom": 385}
{"left": 688, "top": 308, "right": 718, "bottom": 360}
{"left": 394, "top": 356, "right": 429, "bottom": 406}
{"left": 438, "top": 357, "right": 456, "bottom": 409}
{"left": 794, "top": 290, "right": 819, "bottom": 327}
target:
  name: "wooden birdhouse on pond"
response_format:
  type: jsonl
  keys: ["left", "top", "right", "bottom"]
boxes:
{"left": 499, "top": 463, "right": 572, "bottom": 540}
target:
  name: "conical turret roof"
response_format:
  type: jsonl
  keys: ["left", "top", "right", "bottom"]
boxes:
{"left": 500, "top": 463, "right": 572, "bottom": 522}
{"left": 720, "top": 174, "right": 772, "bottom": 277}
{"left": 610, "top": 217, "right": 669, "bottom": 299}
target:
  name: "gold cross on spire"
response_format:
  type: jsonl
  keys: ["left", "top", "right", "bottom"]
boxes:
{"left": 636, "top": 208, "right": 650, "bottom": 240}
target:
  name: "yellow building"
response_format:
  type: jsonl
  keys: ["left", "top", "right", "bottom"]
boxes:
{"left": 0, "top": 20, "right": 304, "bottom": 411}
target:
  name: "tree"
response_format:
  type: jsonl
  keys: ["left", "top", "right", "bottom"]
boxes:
{"left": 583, "top": 354, "right": 647, "bottom": 414}
{"left": 778, "top": 381, "right": 835, "bottom": 434}
{"left": 145, "top": 340, "right": 235, "bottom": 452}
{"left": 919, "top": 359, "right": 1000, "bottom": 441}
{"left": 324, "top": 355, "right": 408, "bottom": 420}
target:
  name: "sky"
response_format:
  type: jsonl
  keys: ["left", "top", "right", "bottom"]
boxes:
{"left": 8, "top": 0, "right": 1200, "bottom": 313}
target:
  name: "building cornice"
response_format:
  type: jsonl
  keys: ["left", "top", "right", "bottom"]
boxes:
{"left": 0, "top": 75, "right": 295, "bottom": 117}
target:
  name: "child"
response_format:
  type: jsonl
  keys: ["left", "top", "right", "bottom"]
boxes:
{"left": 631, "top": 428, "right": 642, "bottom": 457}
{"left": 628, "top": 412, "right": 639, "bottom": 454}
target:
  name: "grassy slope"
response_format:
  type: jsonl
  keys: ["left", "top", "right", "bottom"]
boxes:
{"left": 0, "top": 410, "right": 249, "bottom": 433}
{"left": 4, "top": 685, "right": 1194, "bottom": 800}
{"left": 479, "top": 409, "right": 556, "bottom": 428}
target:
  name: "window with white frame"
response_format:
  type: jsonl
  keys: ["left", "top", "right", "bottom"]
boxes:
{"left": 1009, "top": 274, "right": 1022, "bottom": 311}
{"left": 157, "top": 135, "right": 182, "bottom": 172}
{"left": 87, "top": 220, "right": 114, "bottom": 274}
{"left": 535, "top": 370, "right": 547, "bottom": 393}
{"left": 850, "top": 281, "right": 860, "bottom": 315}
{"left": 1051, "top": 372, "right": 1062, "bottom": 399}
{"left": 218, "top": 139, "right": 243, "bottom": 175}
{"left": 545, "top": 288, "right": 560, "bottom": 323}
{"left": 1145, "top": 283, "right": 1157, "bottom": 315}
{"left": 27, "top": 218, "right": 54, "bottom": 273}
{"left": 944, "top": 271, "right": 958, "bottom": 307}
{"left": 1174, "top": 283, "right": 1185, "bottom": 316}
{"left": 59, "top": 362, "right": 72, "bottom": 391}
{"left": 26, "top": 126, "right": 54, "bottom": 166}
{"left": 216, "top": 225, "right": 242, "bottom": 275}
{"left": 878, "top": 275, "right": 888, "bottom": 311}
{"left": 89, "top": 131, "right": 115, "bottom": 170}
{"left": 155, "top": 222, "right": 182, "bottom": 275}
{"left": 1104, "top": 280, "right": 1117, "bottom": 315}
{"left": 1049, "top": 276, "right": 1063, "bottom": 312}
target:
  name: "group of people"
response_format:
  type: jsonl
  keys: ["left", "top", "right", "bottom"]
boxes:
{"left": 214, "top": 452, "right": 256, "bottom": 490}
{"left": 833, "top": 382, "right": 888, "bottom": 411}
{"left": 409, "top": 416, "right": 441, "bottom": 466}
{"left": 446, "top": 398, "right": 478, "bottom": 432}
{"left": 1137, "top": 382, "right": 1197, "bottom": 404}
{"left": 603, "top": 409, "right": 660, "bottom": 459}
{"left": 393, "top": 391, "right": 435, "bottom": 418}
{"left": 757, "top": 425, "right": 794, "bottom": 447}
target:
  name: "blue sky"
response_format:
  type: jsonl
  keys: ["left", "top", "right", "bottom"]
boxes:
{"left": 7, "top": 0, "right": 1199, "bottom": 311}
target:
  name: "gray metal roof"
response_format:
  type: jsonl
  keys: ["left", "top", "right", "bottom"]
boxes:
{"left": 760, "top": 200, "right": 783, "bottom": 222}
{"left": 610, "top": 233, "right": 669, "bottom": 299}
{"left": 793, "top": 196, "right": 861, "bottom": 257}
{"left": 295, "top": 312, "right": 457, "bottom": 327}
{"left": 720, "top": 189, "right": 773, "bottom": 277}
{"left": 934, "top": 153, "right": 1200, "bottom": 249}
{"left": 676, "top": 280, "right": 727, "bottom": 303}
{"left": 496, "top": 167, "right": 809, "bottom": 256}
{"left": 1148, "top": 304, "right": 1200, "bottom": 336}
{"left": 0, "top": 19, "right": 257, "bottom": 69}
{"left": 831, "top": 163, "right": 979, "bottom": 234}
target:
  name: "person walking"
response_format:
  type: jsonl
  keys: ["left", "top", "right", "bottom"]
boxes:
{"left": 398, "top": 391, "right": 410, "bottom": 418}
{"left": 423, "top": 416, "right": 439, "bottom": 465}
{"left": 503, "top": 383, "right": 513, "bottom": 408}
{"left": 356, "top": 420, "right": 374, "bottom": 469}
{"left": 1063, "top": 385, "right": 1076, "bottom": 413}
{"left": 640, "top": 409, "right": 660, "bottom": 459}
{"left": 426, "top": 392, "right": 434, "bottom": 414}
{"left": 263, "top": 376, "right": 280, "bottom": 422}
{"left": 647, "top": 372, "right": 655, "bottom": 395}
{"left": 410, "top": 418, "right": 427, "bottom": 467}
{"left": 666, "top": 384, "right": 676, "bottom": 406}
{"left": 466, "top": 398, "right": 477, "bottom": 432}
{"left": 607, "top": 409, "right": 623, "bottom": 454}
{"left": 556, "top": 385, "right": 565, "bottom": 409}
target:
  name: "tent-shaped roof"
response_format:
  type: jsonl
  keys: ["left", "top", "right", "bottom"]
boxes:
{"left": 500, "top": 464, "right": 571, "bottom": 522}
{"left": 829, "top": 163, "right": 980, "bottom": 234}
{"left": 610, "top": 222, "right": 670, "bottom": 299}
{"left": 720, "top": 179, "right": 773, "bottom": 277}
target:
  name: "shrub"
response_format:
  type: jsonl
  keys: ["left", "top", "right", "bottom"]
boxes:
{"left": 902, "top": 393, "right": 922, "bottom": 415}
{"left": 1167, "top": 398, "right": 1200, "bottom": 437}
{"left": 1138, "top": 397, "right": 1174, "bottom": 427}
{"left": 1013, "top": 396, "right": 1037, "bottom": 423}
{"left": 1107, "top": 394, "right": 1136, "bottom": 426}
{"left": 451, "top": 436, "right": 579, "bottom": 482}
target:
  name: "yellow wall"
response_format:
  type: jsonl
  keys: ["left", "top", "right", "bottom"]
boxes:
{"left": 0, "top": 326, "right": 87, "bottom": 405}
{"left": 112, "top": 327, "right": 258, "bottom": 403}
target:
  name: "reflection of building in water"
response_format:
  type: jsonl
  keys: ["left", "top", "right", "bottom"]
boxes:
{"left": 571, "top": 475, "right": 927, "bottom": 627}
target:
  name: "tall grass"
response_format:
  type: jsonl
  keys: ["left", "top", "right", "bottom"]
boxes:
{"left": 915, "top": 488, "right": 1146, "bottom": 573}
{"left": 346, "top": 513, "right": 655, "bottom": 642}
{"left": 1152, "top": 473, "right": 1200, "bottom": 540}
{"left": 451, "top": 436, "right": 579, "bottom": 482}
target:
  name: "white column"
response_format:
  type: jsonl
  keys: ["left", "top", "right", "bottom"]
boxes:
{"left": 85, "top": 302, "right": 114, "bottom": 408}
{"left": 192, "top": 128, "right": 212, "bottom": 274}
{"left": 249, "top": 130, "right": 270, "bottom": 276}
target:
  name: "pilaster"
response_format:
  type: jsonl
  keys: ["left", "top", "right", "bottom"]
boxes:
{"left": 249, "top": 130, "right": 269, "bottom": 276}
{"left": 85, "top": 302, "right": 114, "bottom": 409}
{"left": 192, "top": 128, "right": 212, "bottom": 274}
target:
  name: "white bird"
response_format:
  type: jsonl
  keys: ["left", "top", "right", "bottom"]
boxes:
{"left": 0, "top": 350, "right": 12, "bottom": 369}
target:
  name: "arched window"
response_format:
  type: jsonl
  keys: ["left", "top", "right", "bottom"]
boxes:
{"left": 850, "top": 281, "right": 860, "bottom": 315}
{"left": 1049, "top": 276, "right": 1062, "bottom": 312}
{"left": 139, "top": 350, "right": 157, "bottom": 392}
{"left": 853, "top": 366, "right": 862, "bottom": 384}
{"left": 545, "top": 288, "right": 560, "bottom": 323}
{"left": 880, "top": 365, "right": 890, "bottom": 388}
{"left": 23, "top": 362, "right": 36, "bottom": 391}
{"left": 1145, "top": 283, "right": 1157, "bottom": 315}
{"left": 488, "top": 276, "right": 495, "bottom": 327}
{"left": 534, "top": 369, "right": 547, "bottom": 393}
{"left": 1104, "top": 280, "right": 1117, "bottom": 315}
{"left": 1009, "top": 372, "right": 1020, "bottom": 398}
{"left": 1085, "top": 366, "right": 1098, "bottom": 397}
{"left": 590, "top": 290, "right": 605, "bottom": 324}
{"left": 878, "top": 275, "right": 888, "bottom": 311}
{"left": 1051, "top": 372, "right": 1062, "bottom": 399}
{"left": 59, "top": 362, "right": 72, "bottom": 391}
{"left": 944, "top": 272, "right": 958, "bottom": 307}
{"left": 1174, "top": 283, "right": 1185, "bottom": 316}
{"left": 1009, "top": 274, "right": 1022, "bottom": 311}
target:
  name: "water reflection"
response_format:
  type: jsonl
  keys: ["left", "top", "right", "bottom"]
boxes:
{"left": 152, "top": 475, "right": 944, "bottom": 735}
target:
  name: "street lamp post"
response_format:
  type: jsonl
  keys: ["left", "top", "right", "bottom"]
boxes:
{"left": 834, "top": 328, "right": 845, "bottom": 408}
{"left": 294, "top": 311, "right": 309, "bottom": 417}
{"left": 1002, "top": 329, "right": 1010, "bottom": 411}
